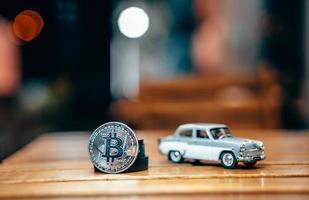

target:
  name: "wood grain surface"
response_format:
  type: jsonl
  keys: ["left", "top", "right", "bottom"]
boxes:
{"left": 0, "top": 130, "right": 308, "bottom": 199}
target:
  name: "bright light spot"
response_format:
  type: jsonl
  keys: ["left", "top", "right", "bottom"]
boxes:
{"left": 118, "top": 7, "right": 149, "bottom": 38}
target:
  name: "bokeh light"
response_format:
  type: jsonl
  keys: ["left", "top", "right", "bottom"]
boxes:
{"left": 12, "top": 10, "right": 44, "bottom": 42}
{"left": 117, "top": 7, "right": 149, "bottom": 38}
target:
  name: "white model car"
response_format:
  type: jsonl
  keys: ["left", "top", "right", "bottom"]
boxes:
{"left": 159, "top": 123, "right": 265, "bottom": 168}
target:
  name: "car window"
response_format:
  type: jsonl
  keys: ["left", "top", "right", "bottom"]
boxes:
{"left": 210, "top": 128, "right": 233, "bottom": 139}
{"left": 196, "top": 129, "right": 209, "bottom": 139}
{"left": 179, "top": 129, "right": 192, "bottom": 137}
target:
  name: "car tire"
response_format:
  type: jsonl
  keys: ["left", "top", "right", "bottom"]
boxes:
{"left": 220, "top": 152, "right": 238, "bottom": 169}
{"left": 244, "top": 161, "right": 256, "bottom": 168}
{"left": 168, "top": 151, "right": 183, "bottom": 163}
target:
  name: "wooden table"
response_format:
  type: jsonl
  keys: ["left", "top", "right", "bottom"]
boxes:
{"left": 0, "top": 130, "right": 308, "bottom": 199}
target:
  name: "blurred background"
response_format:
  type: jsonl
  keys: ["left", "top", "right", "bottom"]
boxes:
{"left": 0, "top": 0, "right": 308, "bottom": 160}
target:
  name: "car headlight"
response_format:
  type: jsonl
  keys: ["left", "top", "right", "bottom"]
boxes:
{"left": 260, "top": 144, "right": 264, "bottom": 150}
{"left": 240, "top": 144, "right": 246, "bottom": 152}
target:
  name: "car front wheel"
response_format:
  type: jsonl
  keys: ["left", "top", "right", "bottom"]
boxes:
{"left": 220, "top": 152, "right": 238, "bottom": 169}
{"left": 168, "top": 151, "right": 183, "bottom": 163}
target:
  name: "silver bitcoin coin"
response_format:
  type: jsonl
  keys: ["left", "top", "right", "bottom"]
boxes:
{"left": 88, "top": 122, "right": 139, "bottom": 173}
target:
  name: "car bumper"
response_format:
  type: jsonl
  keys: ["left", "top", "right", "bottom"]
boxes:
{"left": 237, "top": 150, "right": 266, "bottom": 162}
{"left": 238, "top": 154, "right": 266, "bottom": 162}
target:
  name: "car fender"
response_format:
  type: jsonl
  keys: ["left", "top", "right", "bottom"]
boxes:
{"left": 218, "top": 148, "right": 238, "bottom": 160}
{"left": 160, "top": 140, "right": 188, "bottom": 156}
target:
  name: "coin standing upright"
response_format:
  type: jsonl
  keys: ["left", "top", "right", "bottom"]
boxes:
{"left": 88, "top": 122, "right": 139, "bottom": 173}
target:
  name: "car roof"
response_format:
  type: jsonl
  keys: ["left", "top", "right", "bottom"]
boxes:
{"left": 177, "top": 123, "right": 227, "bottom": 131}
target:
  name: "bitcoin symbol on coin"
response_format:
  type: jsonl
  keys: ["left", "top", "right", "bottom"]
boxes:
{"left": 88, "top": 122, "right": 139, "bottom": 173}
{"left": 102, "top": 133, "right": 123, "bottom": 162}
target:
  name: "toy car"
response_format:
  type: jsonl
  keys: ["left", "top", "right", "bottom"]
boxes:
{"left": 159, "top": 123, "right": 265, "bottom": 168}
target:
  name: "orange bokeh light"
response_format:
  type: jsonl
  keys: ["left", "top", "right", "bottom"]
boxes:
{"left": 12, "top": 10, "right": 44, "bottom": 42}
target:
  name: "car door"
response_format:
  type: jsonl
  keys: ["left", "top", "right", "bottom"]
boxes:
{"left": 188, "top": 128, "right": 218, "bottom": 160}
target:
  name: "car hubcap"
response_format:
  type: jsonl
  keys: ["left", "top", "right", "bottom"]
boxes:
{"left": 223, "top": 153, "right": 234, "bottom": 166}
{"left": 171, "top": 151, "right": 181, "bottom": 161}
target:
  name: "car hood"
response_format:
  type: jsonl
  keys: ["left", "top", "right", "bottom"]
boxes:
{"left": 220, "top": 137, "right": 263, "bottom": 149}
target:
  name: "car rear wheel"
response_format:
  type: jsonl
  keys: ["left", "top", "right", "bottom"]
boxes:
{"left": 220, "top": 152, "right": 238, "bottom": 169}
{"left": 168, "top": 151, "right": 183, "bottom": 163}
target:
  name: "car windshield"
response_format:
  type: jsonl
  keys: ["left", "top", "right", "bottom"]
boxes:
{"left": 210, "top": 128, "right": 233, "bottom": 139}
